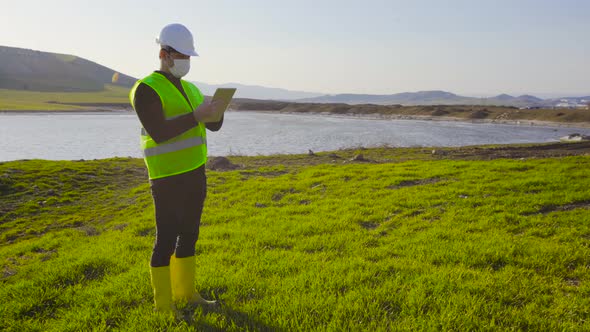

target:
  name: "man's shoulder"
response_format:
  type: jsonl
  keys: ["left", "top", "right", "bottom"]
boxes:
{"left": 181, "top": 79, "right": 198, "bottom": 89}
{"left": 136, "top": 72, "right": 175, "bottom": 96}
{"left": 141, "top": 72, "right": 167, "bottom": 85}
{"left": 182, "top": 80, "right": 204, "bottom": 98}
{"left": 135, "top": 81, "right": 156, "bottom": 94}
{"left": 131, "top": 80, "right": 159, "bottom": 103}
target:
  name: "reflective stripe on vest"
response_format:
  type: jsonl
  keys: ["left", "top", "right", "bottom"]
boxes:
{"left": 143, "top": 136, "right": 207, "bottom": 157}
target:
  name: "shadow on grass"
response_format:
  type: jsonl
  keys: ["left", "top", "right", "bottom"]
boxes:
{"left": 181, "top": 300, "right": 284, "bottom": 332}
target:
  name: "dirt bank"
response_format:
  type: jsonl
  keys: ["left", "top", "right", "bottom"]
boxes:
{"left": 230, "top": 100, "right": 590, "bottom": 128}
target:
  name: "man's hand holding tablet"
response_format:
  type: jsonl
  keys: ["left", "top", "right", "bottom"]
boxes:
{"left": 193, "top": 88, "right": 236, "bottom": 123}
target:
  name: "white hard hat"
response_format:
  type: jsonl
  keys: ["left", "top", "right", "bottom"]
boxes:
{"left": 156, "top": 23, "right": 199, "bottom": 56}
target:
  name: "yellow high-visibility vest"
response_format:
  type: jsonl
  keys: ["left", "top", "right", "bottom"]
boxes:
{"left": 129, "top": 72, "right": 207, "bottom": 180}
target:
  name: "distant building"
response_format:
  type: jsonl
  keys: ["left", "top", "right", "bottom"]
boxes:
{"left": 556, "top": 101, "right": 588, "bottom": 109}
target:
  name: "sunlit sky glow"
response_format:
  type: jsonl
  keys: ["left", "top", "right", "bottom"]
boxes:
{"left": 2, "top": 0, "right": 589, "bottom": 97}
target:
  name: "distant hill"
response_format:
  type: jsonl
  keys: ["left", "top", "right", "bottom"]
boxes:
{"left": 298, "top": 91, "right": 472, "bottom": 105}
{"left": 296, "top": 91, "right": 547, "bottom": 107}
{"left": 0, "top": 46, "right": 135, "bottom": 92}
{"left": 191, "top": 81, "right": 324, "bottom": 100}
{"left": 486, "top": 94, "right": 545, "bottom": 107}
{"left": 303, "top": 90, "right": 479, "bottom": 105}
{"left": 295, "top": 90, "right": 590, "bottom": 108}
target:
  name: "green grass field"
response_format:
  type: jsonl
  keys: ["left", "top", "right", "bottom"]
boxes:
{"left": 1, "top": 147, "right": 589, "bottom": 331}
{"left": 0, "top": 85, "right": 131, "bottom": 111}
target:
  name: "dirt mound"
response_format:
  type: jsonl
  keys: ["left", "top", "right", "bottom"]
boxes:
{"left": 468, "top": 109, "right": 489, "bottom": 119}
{"left": 207, "top": 157, "right": 240, "bottom": 171}
{"left": 431, "top": 109, "right": 450, "bottom": 116}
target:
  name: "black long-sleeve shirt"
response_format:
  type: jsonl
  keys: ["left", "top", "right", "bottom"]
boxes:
{"left": 133, "top": 70, "right": 223, "bottom": 144}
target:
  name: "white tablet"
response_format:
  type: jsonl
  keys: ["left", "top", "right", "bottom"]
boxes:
{"left": 212, "top": 88, "right": 237, "bottom": 113}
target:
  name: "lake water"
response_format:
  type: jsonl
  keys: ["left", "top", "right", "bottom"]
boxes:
{"left": 0, "top": 111, "right": 586, "bottom": 161}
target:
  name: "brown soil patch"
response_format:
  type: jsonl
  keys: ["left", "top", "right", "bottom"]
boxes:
{"left": 440, "top": 141, "right": 590, "bottom": 160}
{"left": 524, "top": 199, "right": 590, "bottom": 216}
{"left": 469, "top": 110, "right": 490, "bottom": 119}
{"left": 359, "top": 221, "right": 379, "bottom": 230}
{"left": 387, "top": 177, "right": 441, "bottom": 189}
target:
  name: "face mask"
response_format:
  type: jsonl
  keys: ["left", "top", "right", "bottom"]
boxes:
{"left": 169, "top": 59, "right": 190, "bottom": 78}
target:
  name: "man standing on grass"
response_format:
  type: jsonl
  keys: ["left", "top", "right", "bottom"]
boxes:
{"left": 129, "top": 23, "right": 224, "bottom": 313}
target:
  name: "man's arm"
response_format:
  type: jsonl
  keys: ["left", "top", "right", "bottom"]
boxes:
{"left": 133, "top": 83, "right": 198, "bottom": 144}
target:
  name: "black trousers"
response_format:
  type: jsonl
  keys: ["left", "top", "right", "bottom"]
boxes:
{"left": 149, "top": 165, "right": 207, "bottom": 267}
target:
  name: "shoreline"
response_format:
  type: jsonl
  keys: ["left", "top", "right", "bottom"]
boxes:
{"left": 2, "top": 108, "right": 590, "bottom": 130}
{"left": 238, "top": 110, "right": 590, "bottom": 129}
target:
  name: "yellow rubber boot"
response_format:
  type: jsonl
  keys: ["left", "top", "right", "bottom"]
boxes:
{"left": 170, "top": 254, "right": 217, "bottom": 306}
{"left": 149, "top": 265, "right": 176, "bottom": 314}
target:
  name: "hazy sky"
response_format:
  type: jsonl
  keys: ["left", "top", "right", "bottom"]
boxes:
{"left": 2, "top": 0, "right": 589, "bottom": 97}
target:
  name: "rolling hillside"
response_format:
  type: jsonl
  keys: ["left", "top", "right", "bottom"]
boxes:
{"left": 0, "top": 46, "right": 135, "bottom": 92}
